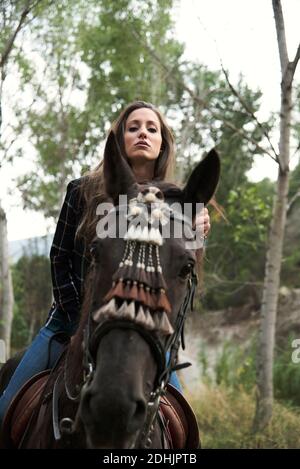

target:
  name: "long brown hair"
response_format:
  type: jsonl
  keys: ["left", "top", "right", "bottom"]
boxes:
{"left": 76, "top": 101, "right": 175, "bottom": 247}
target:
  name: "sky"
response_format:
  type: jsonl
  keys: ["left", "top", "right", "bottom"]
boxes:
{"left": 1, "top": 0, "right": 300, "bottom": 242}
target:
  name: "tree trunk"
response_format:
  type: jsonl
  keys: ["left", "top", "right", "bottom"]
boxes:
{"left": 0, "top": 203, "right": 14, "bottom": 359}
{"left": 253, "top": 0, "right": 299, "bottom": 431}
{"left": 254, "top": 168, "right": 290, "bottom": 429}
{"left": 28, "top": 315, "right": 36, "bottom": 344}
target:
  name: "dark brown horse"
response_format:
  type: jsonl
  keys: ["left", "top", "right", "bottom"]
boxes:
{"left": 1, "top": 133, "right": 220, "bottom": 449}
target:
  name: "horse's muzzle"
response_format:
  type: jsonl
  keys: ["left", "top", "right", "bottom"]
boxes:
{"left": 79, "top": 382, "right": 147, "bottom": 448}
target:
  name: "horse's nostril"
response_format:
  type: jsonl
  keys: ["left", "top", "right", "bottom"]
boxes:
{"left": 135, "top": 399, "right": 146, "bottom": 419}
{"left": 126, "top": 398, "right": 147, "bottom": 433}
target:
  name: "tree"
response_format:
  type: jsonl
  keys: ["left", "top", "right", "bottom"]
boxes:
{"left": 174, "top": 65, "right": 271, "bottom": 194}
{"left": 253, "top": 0, "right": 300, "bottom": 431}
{"left": 0, "top": 0, "right": 48, "bottom": 131}
{"left": 0, "top": 203, "right": 13, "bottom": 358}
{"left": 0, "top": 0, "right": 48, "bottom": 358}
{"left": 13, "top": 0, "right": 184, "bottom": 221}
{"left": 202, "top": 179, "right": 273, "bottom": 309}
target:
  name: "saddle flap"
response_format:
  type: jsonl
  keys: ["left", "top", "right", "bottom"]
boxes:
{"left": 160, "top": 383, "right": 200, "bottom": 449}
{"left": 2, "top": 370, "right": 50, "bottom": 448}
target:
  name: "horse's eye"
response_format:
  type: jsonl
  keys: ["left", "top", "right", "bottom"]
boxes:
{"left": 179, "top": 262, "right": 194, "bottom": 279}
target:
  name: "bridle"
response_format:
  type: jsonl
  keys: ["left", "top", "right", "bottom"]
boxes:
{"left": 69, "top": 271, "right": 197, "bottom": 449}
{"left": 83, "top": 269, "right": 197, "bottom": 448}
{"left": 54, "top": 189, "right": 199, "bottom": 448}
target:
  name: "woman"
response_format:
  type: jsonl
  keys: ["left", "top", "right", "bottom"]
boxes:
{"left": 0, "top": 101, "right": 211, "bottom": 423}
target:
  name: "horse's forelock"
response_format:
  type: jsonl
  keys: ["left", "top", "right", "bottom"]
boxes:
{"left": 148, "top": 181, "right": 183, "bottom": 201}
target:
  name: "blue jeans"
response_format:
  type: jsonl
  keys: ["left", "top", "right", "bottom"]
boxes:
{"left": 166, "top": 351, "right": 182, "bottom": 393}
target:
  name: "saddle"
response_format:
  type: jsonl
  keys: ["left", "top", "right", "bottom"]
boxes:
{"left": 2, "top": 375, "right": 199, "bottom": 449}
{"left": 1, "top": 370, "right": 50, "bottom": 448}
{"left": 160, "top": 384, "right": 200, "bottom": 449}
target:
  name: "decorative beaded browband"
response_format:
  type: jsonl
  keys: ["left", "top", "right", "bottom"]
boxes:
{"left": 92, "top": 186, "right": 174, "bottom": 336}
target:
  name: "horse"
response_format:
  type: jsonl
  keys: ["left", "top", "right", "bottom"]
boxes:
{"left": 0, "top": 132, "right": 220, "bottom": 449}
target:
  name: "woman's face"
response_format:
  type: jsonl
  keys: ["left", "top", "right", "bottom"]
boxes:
{"left": 124, "top": 108, "right": 163, "bottom": 165}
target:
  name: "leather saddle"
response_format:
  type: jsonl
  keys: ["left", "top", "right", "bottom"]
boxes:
{"left": 1, "top": 375, "right": 199, "bottom": 449}
{"left": 160, "top": 384, "right": 200, "bottom": 449}
{"left": 1, "top": 370, "right": 50, "bottom": 448}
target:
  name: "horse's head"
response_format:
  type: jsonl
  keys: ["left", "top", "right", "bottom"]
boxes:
{"left": 75, "top": 132, "right": 220, "bottom": 448}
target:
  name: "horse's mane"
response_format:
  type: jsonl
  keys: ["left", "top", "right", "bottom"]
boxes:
{"left": 65, "top": 267, "right": 96, "bottom": 389}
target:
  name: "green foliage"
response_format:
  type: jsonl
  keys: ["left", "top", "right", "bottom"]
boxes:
{"left": 172, "top": 65, "right": 276, "bottom": 308}
{"left": 79, "top": 0, "right": 183, "bottom": 120}
{"left": 11, "top": 254, "right": 52, "bottom": 349}
{"left": 176, "top": 66, "right": 272, "bottom": 194}
{"left": 201, "top": 334, "right": 300, "bottom": 407}
{"left": 288, "top": 158, "right": 300, "bottom": 201}
{"left": 193, "top": 311, "right": 300, "bottom": 449}
{"left": 17, "top": 175, "right": 66, "bottom": 219}
{"left": 203, "top": 179, "right": 274, "bottom": 308}
{"left": 281, "top": 249, "right": 300, "bottom": 287}
{"left": 227, "top": 182, "right": 273, "bottom": 246}
{"left": 0, "top": 1, "right": 38, "bottom": 52}
{"left": 197, "top": 346, "right": 211, "bottom": 383}
{"left": 11, "top": 0, "right": 185, "bottom": 219}
{"left": 274, "top": 335, "right": 300, "bottom": 406}
{"left": 11, "top": 302, "right": 29, "bottom": 351}
{"left": 0, "top": 1, "right": 52, "bottom": 132}
{"left": 188, "top": 383, "right": 300, "bottom": 448}
{"left": 281, "top": 161, "right": 300, "bottom": 287}
{"left": 214, "top": 338, "right": 257, "bottom": 392}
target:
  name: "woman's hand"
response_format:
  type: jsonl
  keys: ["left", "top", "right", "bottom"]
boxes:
{"left": 194, "top": 207, "right": 211, "bottom": 238}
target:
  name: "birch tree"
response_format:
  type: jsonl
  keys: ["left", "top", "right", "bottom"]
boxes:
{"left": 0, "top": 203, "right": 13, "bottom": 359}
{"left": 253, "top": 0, "right": 300, "bottom": 431}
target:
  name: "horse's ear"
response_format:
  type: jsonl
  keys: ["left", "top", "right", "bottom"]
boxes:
{"left": 103, "top": 130, "right": 137, "bottom": 203}
{"left": 182, "top": 149, "right": 220, "bottom": 207}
